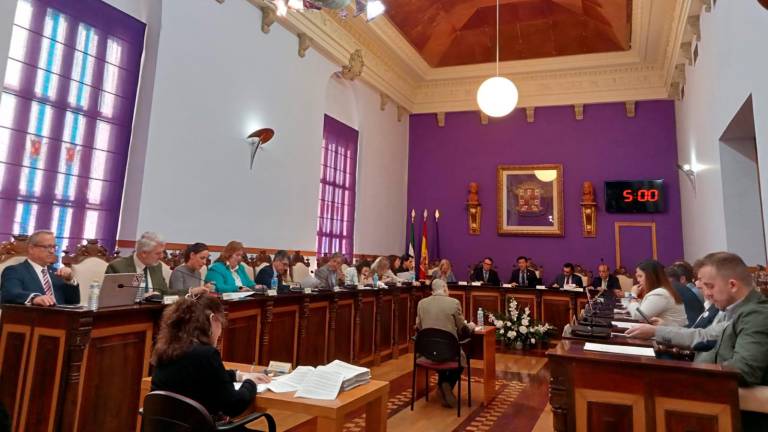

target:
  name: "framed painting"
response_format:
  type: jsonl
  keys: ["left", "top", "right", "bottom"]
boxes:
{"left": 497, "top": 164, "right": 564, "bottom": 236}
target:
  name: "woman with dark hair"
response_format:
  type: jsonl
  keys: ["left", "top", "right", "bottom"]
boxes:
{"left": 151, "top": 296, "right": 270, "bottom": 421}
{"left": 168, "top": 243, "right": 213, "bottom": 296}
{"left": 388, "top": 255, "right": 401, "bottom": 273}
{"left": 205, "top": 241, "right": 255, "bottom": 293}
{"left": 628, "top": 260, "right": 687, "bottom": 326}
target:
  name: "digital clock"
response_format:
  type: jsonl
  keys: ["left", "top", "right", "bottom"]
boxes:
{"left": 605, "top": 180, "right": 665, "bottom": 213}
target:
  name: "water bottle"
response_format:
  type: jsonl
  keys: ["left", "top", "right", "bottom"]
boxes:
{"left": 271, "top": 274, "right": 278, "bottom": 290}
{"left": 373, "top": 273, "right": 379, "bottom": 288}
{"left": 477, "top": 307, "right": 484, "bottom": 327}
{"left": 88, "top": 281, "right": 101, "bottom": 311}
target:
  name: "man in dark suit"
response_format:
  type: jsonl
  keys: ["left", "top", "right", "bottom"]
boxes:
{"left": 105, "top": 231, "right": 167, "bottom": 299}
{"left": 591, "top": 263, "right": 622, "bottom": 298}
{"left": 1, "top": 230, "right": 80, "bottom": 305}
{"left": 666, "top": 266, "right": 705, "bottom": 327}
{"left": 471, "top": 257, "right": 501, "bottom": 286}
{"left": 255, "top": 250, "right": 290, "bottom": 291}
{"left": 551, "top": 263, "right": 583, "bottom": 288}
{"left": 509, "top": 256, "right": 538, "bottom": 288}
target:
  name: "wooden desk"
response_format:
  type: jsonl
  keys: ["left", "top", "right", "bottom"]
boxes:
{"left": 547, "top": 340, "right": 741, "bottom": 432}
{"left": 468, "top": 326, "right": 497, "bottom": 405}
{"left": 139, "top": 361, "right": 390, "bottom": 432}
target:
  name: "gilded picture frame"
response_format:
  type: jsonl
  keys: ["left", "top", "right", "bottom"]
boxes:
{"left": 497, "top": 164, "right": 564, "bottom": 236}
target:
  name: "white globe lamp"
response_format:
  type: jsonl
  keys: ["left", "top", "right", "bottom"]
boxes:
{"left": 477, "top": 76, "right": 518, "bottom": 118}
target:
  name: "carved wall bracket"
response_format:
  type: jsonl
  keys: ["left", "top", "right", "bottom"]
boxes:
{"left": 260, "top": 5, "right": 276, "bottom": 34}
{"left": 480, "top": 111, "right": 489, "bottom": 125}
{"left": 574, "top": 104, "right": 584, "bottom": 121}
{"left": 436, "top": 112, "right": 445, "bottom": 127}
{"left": 397, "top": 105, "right": 408, "bottom": 122}
{"left": 625, "top": 101, "right": 636, "bottom": 118}
{"left": 580, "top": 181, "right": 597, "bottom": 237}
{"left": 467, "top": 182, "right": 481, "bottom": 235}
{"left": 340, "top": 49, "right": 364, "bottom": 81}
{"left": 379, "top": 92, "right": 389, "bottom": 111}
{"left": 526, "top": 107, "right": 535, "bottom": 123}
{"left": 297, "top": 33, "right": 311, "bottom": 58}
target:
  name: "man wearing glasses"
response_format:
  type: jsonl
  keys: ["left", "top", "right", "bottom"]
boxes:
{"left": 1, "top": 230, "right": 80, "bottom": 306}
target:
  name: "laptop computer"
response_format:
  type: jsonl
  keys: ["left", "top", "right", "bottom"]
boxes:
{"left": 99, "top": 273, "right": 143, "bottom": 308}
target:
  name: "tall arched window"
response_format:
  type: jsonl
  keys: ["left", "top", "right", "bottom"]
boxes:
{"left": 0, "top": 0, "right": 145, "bottom": 253}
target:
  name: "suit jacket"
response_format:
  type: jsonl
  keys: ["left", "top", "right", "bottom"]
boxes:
{"left": 690, "top": 303, "right": 720, "bottom": 352}
{"left": 552, "top": 273, "right": 584, "bottom": 288}
{"left": 674, "top": 282, "right": 705, "bottom": 328}
{"left": 471, "top": 268, "right": 501, "bottom": 286}
{"left": 416, "top": 294, "right": 470, "bottom": 366}
{"left": 254, "top": 265, "right": 288, "bottom": 291}
{"left": 205, "top": 262, "right": 255, "bottom": 293}
{"left": 591, "top": 275, "right": 621, "bottom": 291}
{"left": 696, "top": 290, "right": 768, "bottom": 386}
{"left": 313, "top": 264, "right": 339, "bottom": 289}
{"left": 1, "top": 260, "right": 80, "bottom": 305}
{"left": 509, "top": 269, "right": 538, "bottom": 288}
{"left": 106, "top": 255, "right": 168, "bottom": 295}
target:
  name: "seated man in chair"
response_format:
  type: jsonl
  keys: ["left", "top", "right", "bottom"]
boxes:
{"left": 416, "top": 279, "right": 475, "bottom": 408}
{"left": 1, "top": 230, "right": 80, "bottom": 306}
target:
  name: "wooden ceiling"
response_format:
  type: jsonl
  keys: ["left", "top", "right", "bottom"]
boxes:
{"left": 384, "top": 0, "right": 632, "bottom": 68}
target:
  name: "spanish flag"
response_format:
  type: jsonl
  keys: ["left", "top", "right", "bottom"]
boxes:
{"left": 419, "top": 209, "right": 428, "bottom": 279}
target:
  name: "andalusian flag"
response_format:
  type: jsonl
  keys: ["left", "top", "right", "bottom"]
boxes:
{"left": 408, "top": 209, "right": 415, "bottom": 258}
{"left": 419, "top": 209, "right": 428, "bottom": 279}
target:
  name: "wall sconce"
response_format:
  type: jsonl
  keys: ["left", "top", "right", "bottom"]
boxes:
{"left": 246, "top": 128, "right": 275, "bottom": 170}
{"left": 677, "top": 163, "right": 696, "bottom": 190}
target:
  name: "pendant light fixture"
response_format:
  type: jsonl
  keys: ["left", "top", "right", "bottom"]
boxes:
{"left": 476, "top": 0, "right": 519, "bottom": 118}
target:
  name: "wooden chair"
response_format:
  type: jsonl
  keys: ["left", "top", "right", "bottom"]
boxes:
{"left": 410, "top": 328, "right": 471, "bottom": 417}
{"left": 140, "top": 390, "right": 276, "bottom": 432}
{"left": 0, "top": 235, "right": 30, "bottom": 278}
{"left": 617, "top": 274, "right": 634, "bottom": 293}
{"left": 62, "top": 239, "right": 118, "bottom": 304}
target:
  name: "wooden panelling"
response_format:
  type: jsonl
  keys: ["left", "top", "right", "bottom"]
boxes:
{"left": 397, "top": 294, "right": 411, "bottom": 350}
{"left": 19, "top": 328, "right": 66, "bottom": 432}
{"left": 587, "top": 401, "right": 633, "bottom": 432}
{"left": 302, "top": 302, "right": 330, "bottom": 366}
{"left": 76, "top": 323, "right": 153, "bottom": 432}
{"left": 541, "top": 295, "right": 573, "bottom": 334}
{"left": 332, "top": 299, "right": 355, "bottom": 363}
{"left": 268, "top": 305, "right": 300, "bottom": 365}
{"left": 356, "top": 296, "right": 376, "bottom": 365}
{"left": 575, "top": 388, "right": 645, "bottom": 432}
{"left": 0, "top": 324, "right": 30, "bottom": 431}
{"left": 469, "top": 291, "right": 501, "bottom": 322}
{"left": 221, "top": 309, "right": 261, "bottom": 365}
{"left": 377, "top": 295, "right": 394, "bottom": 360}
{"left": 447, "top": 289, "right": 467, "bottom": 313}
{"left": 655, "top": 397, "right": 731, "bottom": 432}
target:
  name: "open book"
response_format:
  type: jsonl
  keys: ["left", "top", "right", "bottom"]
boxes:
{"left": 246, "top": 360, "right": 371, "bottom": 400}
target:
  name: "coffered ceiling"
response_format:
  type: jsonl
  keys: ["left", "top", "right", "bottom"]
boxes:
{"left": 246, "top": 0, "right": 708, "bottom": 115}
{"left": 385, "top": 0, "right": 632, "bottom": 68}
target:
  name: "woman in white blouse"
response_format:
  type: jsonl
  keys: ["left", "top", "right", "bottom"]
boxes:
{"left": 628, "top": 260, "right": 687, "bottom": 327}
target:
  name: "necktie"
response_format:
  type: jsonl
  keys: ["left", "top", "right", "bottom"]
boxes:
{"left": 41, "top": 268, "right": 54, "bottom": 298}
{"left": 523, "top": 272, "right": 527, "bottom": 286}
{"left": 143, "top": 267, "right": 150, "bottom": 293}
{"left": 566, "top": 275, "right": 570, "bottom": 285}
{"left": 484, "top": 271, "right": 488, "bottom": 282}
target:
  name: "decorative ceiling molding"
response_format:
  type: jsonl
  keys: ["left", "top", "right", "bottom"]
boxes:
{"left": 244, "top": 0, "right": 697, "bottom": 113}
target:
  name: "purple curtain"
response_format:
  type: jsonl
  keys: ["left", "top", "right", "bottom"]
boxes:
{"left": 0, "top": 0, "right": 145, "bottom": 254}
{"left": 317, "top": 115, "right": 358, "bottom": 259}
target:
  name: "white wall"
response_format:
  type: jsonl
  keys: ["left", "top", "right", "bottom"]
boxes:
{"left": 120, "top": 0, "right": 408, "bottom": 255}
{"left": 675, "top": 1, "right": 768, "bottom": 263}
{"left": 0, "top": 0, "right": 409, "bottom": 256}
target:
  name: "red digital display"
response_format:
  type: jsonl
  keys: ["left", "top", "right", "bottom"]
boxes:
{"left": 622, "top": 189, "right": 660, "bottom": 203}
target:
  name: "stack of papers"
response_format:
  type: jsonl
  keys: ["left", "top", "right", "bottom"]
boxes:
{"left": 583, "top": 342, "right": 655, "bottom": 357}
{"left": 611, "top": 321, "right": 641, "bottom": 329}
{"left": 241, "top": 360, "right": 371, "bottom": 400}
{"left": 221, "top": 291, "right": 255, "bottom": 301}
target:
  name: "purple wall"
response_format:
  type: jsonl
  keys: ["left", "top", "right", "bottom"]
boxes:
{"left": 406, "top": 100, "right": 683, "bottom": 283}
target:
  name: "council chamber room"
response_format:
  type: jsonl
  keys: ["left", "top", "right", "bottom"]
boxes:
{"left": 0, "top": 0, "right": 767, "bottom": 431}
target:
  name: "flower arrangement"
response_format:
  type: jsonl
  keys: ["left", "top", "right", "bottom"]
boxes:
{"left": 487, "top": 297, "right": 555, "bottom": 348}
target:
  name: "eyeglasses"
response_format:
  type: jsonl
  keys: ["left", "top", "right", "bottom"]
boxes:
{"left": 33, "top": 244, "right": 57, "bottom": 251}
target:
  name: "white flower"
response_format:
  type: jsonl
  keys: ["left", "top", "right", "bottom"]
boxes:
{"left": 506, "top": 330, "right": 514, "bottom": 338}
{"left": 522, "top": 318, "right": 530, "bottom": 326}
{"left": 495, "top": 321, "right": 503, "bottom": 329}
{"left": 525, "top": 306, "right": 530, "bottom": 313}
{"left": 505, "top": 321, "right": 512, "bottom": 328}
{"left": 519, "top": 326, "right": 528, "bottom": 334}
{"left": 531, "top": 338, "right": 536, "bottom": 344}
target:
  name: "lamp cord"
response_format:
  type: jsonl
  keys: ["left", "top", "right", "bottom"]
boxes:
{"left": 496, "top": 0, "right": 499, "bottom": 77}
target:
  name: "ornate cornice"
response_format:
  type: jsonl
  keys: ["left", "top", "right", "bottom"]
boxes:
{"left": 243, "top": 0, "right": 693, "bottom": 113}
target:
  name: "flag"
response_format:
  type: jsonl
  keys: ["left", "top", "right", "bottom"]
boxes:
{"left": 408, "top": 209, "right": 415, "bottom": 258}
{"left": 419, "top": 209, "right": 428, "bottom": 279}
{"left": 434, "top": 209, "right": 441, "bottom": 260}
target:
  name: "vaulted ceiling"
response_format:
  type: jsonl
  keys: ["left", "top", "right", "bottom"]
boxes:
{"left": 385, "top": 0, "right": 632, "bottom": 67}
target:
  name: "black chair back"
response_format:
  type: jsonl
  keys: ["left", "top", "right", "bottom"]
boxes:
{"left": 414, "top": 328, "right": 460, "bottom": 363}
{"left": 142, "top": 391, "right": 216, "bottom": 432}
